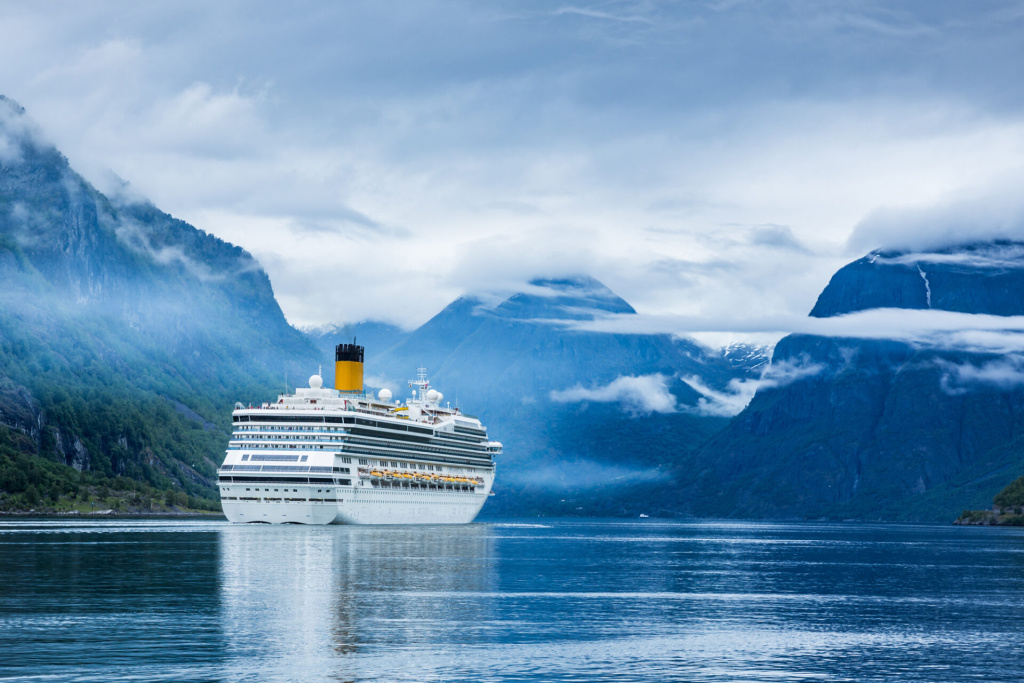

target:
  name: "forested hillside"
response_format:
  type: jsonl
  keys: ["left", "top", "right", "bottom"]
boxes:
{"left": 0, "top": 96, "right": 318, "bottom": 511}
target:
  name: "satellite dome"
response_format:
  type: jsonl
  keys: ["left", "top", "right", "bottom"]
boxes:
{"left": 378, "top": 388, "right": 393, "bottom": 402}
{"left": 309, "top": 374, "right": 323, "bottom": 389}
{"left": 435, "top": 392, "right": 443, "bottom": 403}
{"left": 425, "top": 389, "right": 440, "bottom": 403}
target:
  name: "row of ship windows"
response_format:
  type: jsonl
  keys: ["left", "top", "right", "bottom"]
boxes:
{"left": 357, "top": 459, "right": 477, "bottom": 475}
{"left": 244, "top": 453, "right": 306, "bottom": 462}
{"left": 234, "top": 422, "right": 488, "bottom": 454}
{"left": 221, "top": 465, "right": 349, "bottom": 474}
{"left": 230, "top": 444, "right": 344, "bottom": 452}
{"left": 237, "top": 454, "right": 353, "bottom": 464}
{"left": 222, "top": 499, "right": 337, "bottom": 505}
{"left": 342, "top": 444, "right": 490, "bottom": 468}
{"left": 226, "top": 463, "right": 479, "bottom": 476}
{"left": 224, "top": 487, "right": 345, "bottom": 493}
{"left": 344, "top": 436, "right": 489, "bottom": 459}
{"left": 441, "top": 432, "right": 486, "bottom": 444}
{"left": 232, "top": 435, "right": 346, "bottom": 442}
{"left": 233, "top": 424, "right": 489, "bottom": 457}
{"left": 233, "top": 414, "right": 434, "bottom": 435}
{"left": 229, "top": 436, "right": 488, "bottom": 459}
{"left": 235, "top": 426, "right": 347, "bottom": 433}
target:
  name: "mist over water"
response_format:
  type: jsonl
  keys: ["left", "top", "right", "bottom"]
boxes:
{"left": 1, "top": 519, "right": 1023, "bottom": 682}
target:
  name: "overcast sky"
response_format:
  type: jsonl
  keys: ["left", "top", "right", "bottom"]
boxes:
{"left": 4, "top": 1, "right": 1024, "bottom": 340}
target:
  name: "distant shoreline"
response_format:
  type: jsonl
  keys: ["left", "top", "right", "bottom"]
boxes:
{"left": 0, "top": 510, "right": 226, "bottom": 520}
{"left": 954, "top": 509, "right": 1024, "bottom": 526}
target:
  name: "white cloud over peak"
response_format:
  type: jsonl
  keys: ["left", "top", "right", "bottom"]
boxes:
{"left": 847, "top": 177, "right": 1024, "bottom": 254}
{"left": 3, "top": 2, "right": 1024, "bottom": 330}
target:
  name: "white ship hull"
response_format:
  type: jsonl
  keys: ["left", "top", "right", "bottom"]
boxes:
{"left": 221, "top": 482, "right": 492, "bottom": 525}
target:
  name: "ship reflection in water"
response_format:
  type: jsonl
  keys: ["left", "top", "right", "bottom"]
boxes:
{"left": 2, "top": 519, "right": 1024, "bottom": 682}
{"left": 217, "top": 523, "right": 495, "bottom": 680}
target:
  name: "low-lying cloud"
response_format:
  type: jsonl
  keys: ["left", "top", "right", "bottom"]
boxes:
{"left": 568, "top": 308, "right": 1024, "bottom": 354}
{"left": 936, "top": 354, "right": 1024, "bottom": 395}
{"left": 505, "top": 459, "right": 668, "bottom": 490}
{"left": 550, "top": 374, "right": 677, "bottom": 415}
{"left": 875, "top": 242, "right": 1024, "bottom": 270}
{"left": 681, "top": 355, "right": 825, "bottom": 417}
{"left": 114, "top": 218, "right": 262, "bottom": 283}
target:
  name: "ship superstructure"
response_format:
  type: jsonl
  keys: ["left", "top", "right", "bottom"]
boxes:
{"left": 217, "top": 343, "right": 500, "bottom": 524}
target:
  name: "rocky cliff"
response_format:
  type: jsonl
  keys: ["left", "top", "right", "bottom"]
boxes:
{"left": 668, "top": 242, "right": 1024, "bottom": 521}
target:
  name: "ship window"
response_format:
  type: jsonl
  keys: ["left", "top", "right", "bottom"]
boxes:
{"left": 241, "top": 454, "right": 250, "bottom": 461}
{"left": 300, "top": 455, "right": 308, "bottom": 462}
{"left": 246, "top": 488, "right": 251, "bottom": 491}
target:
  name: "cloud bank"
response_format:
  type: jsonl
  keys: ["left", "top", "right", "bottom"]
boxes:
{"left": 682, "top": 356, "right": 825, "bottom": 417}
{"left": 3, "top": 3, "right": 1024, "bottom": 330}
{"left": 847, "top": 181, "right": 1024, "bottom": 254}
{"left": 550, "top": 374, "right": 677, "bottom": 415}
{"left": 569, "top": 308, "right": 1024, "bottom": 354}
{"left": 937, "top": 355, "right": 1024, "bottom": 395}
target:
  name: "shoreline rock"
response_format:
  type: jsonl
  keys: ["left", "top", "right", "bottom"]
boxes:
{"left": 954, "top": 508, "right": 1024, "bottom": 526}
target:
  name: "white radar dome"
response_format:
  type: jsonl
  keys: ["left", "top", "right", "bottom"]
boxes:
{"left": 425, "top": 389, "right": 440, "bottom": 403}
{"left": 378, "top": 388, "right": 393, "bottom": 402}
{"left": 435, "top": 392, "right": 443, "bottom": 403}
{"left": 309, "top": 374, "right": 323, "bottom": 389}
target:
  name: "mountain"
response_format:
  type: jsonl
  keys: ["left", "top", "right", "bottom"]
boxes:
{"left": 304, "top": 321, "right": 408, "bottom": 374}
{"left": 810, "top": 242, "right": 1024, "bottom": 317}
{"left": 0, "top": 96, "right": 318, "bottom": 510}
{"left": 719, "top": 342, "right": 772, "bottom": 373}
{"left": 314, "top": 276, "right": 762, "bottom": 515}
{"left": 666, "top": 242, "right": 1024, "bottom": 521}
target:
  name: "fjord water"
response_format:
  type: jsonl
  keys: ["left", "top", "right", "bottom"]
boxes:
{"left": 2, "top": 520, "right": 1023, "bottom": 682}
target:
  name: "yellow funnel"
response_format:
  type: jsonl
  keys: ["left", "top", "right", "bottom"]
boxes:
{"left": 335, "top": 343, "right": 364, "bottom": 392}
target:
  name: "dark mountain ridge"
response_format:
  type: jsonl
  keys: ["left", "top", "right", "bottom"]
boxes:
{"left": 314, "top": 276, "right": 763, "bottom": 516}
{"left": 669, "top": 241, "right": 1024, "bottom": 521}
{"left": 811, "top": 242, "right": 1024, "bottom": 317}
{"left": 0, "top": 95, "right": 318, "bottom": 509}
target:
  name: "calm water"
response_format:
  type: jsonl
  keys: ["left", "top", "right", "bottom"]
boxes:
{"left": 1, "top": 519, "right": 1023, "bottom": 682}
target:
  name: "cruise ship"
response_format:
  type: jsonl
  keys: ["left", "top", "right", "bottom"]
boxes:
{"left": 217, "top": 343, "right": 500, "bottom": 524}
